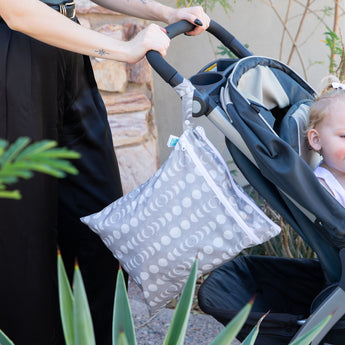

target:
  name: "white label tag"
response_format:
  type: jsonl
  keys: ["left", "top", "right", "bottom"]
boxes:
{"left": 167, "top": 135, "right": 180, "bottom": 147}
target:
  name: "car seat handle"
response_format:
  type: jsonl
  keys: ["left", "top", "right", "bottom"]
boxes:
{"left": 146, "top": 19, "right": 252, "bottom": 87}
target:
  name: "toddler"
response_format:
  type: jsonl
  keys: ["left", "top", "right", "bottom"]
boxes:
{"left": 307, "top": 77, "right": 345, "bottom": 207}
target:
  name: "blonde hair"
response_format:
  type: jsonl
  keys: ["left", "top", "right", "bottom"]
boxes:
{"left": 307, "top": 75, "right": 345, "bottom": 132}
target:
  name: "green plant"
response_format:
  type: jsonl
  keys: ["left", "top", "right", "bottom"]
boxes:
{"left": 56, "top": 256, "right": 257, "bottom": 345}
{"left": 324, "top": 26, "right": 345, "bottom": 80}
{"left": 216, "top": 44, "right": 250, "bottom": 59}
{"left": 0, "top": 254, "right": 334, "bottom": 345}
{"left": 0, "top": 332, "right": 14, "bottom": 345}
{"left": 0, "top": 137, "right": 80, "bottom": 199}
{"left": 57, "top": 256, "right": 334, "bottom": 345}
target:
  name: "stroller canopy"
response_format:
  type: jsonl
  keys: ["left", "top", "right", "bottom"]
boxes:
{"left": 221, "top": 56, "right": 345, "bottom": 282}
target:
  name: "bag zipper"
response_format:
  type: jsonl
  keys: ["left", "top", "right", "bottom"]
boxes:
{"left": 196, "top": 127, "right": 279, "bottom": 232}
{"left": 182, "top": 128, "right": 263, "bottom": 242}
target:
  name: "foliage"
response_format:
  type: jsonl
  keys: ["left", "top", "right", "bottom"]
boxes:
{"left": 243, "top": 186, "right": 315, "bottom": 259}
{"left": 185, "top": 0, "right": 344, "bottom": 82}
{"left": 0, "top": 332, "right": 14, "bottom": 345}
{"left": 216, "top": 44, "right": 250, "bottom": 59}
{"left": 58, "top": 253, "right": 95, "bottom": 345}
{"left": 0, "top": 137, "right": 80, "bottom": 199}
{"left": 324, "top": 26, "right": 345, "bottom": 80}
{"left": 57, "top": 256, "right": 257, "bottom": 345}
{"left": 0, "top": 255, "right": 333, "bottom": 345}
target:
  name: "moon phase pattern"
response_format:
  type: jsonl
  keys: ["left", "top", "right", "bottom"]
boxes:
{"left": 81, "top": 126, "right": 281, "bottom": 314}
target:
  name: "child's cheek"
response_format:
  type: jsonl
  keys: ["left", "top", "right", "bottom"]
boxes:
{"left": 334, "top": 147, "right": 345, "bottom": 161}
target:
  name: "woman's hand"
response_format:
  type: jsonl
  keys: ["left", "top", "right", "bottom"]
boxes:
{"left": 167, "top": 6, "right": 210, "bottom": 36}
{"left": 125, "top": 23, "right": 170, "bottom": 63}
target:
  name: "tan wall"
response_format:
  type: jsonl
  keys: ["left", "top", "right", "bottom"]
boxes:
{"left": 152, "top": 1, "right": 337, "bottom": 172}
{"left": 76, "top": 1, "right": 342, "bottom": 190}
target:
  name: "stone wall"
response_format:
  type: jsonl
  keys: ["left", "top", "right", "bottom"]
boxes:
{"left": 76, "top": 0, "right": 158, "bottom": 194}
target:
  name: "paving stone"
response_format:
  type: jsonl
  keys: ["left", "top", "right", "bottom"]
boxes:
{"left": 128, "top": 278, "right": 240, "bottom": 345}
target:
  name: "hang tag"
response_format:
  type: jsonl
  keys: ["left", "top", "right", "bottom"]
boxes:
{"left": 167, "top": 135, "right": 180, "bottom": 147}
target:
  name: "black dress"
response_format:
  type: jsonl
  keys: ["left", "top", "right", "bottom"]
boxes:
{"left": 0, "top": 16, "right": 123, "bottom": 345}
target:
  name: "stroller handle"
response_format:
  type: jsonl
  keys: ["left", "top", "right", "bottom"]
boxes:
{"left": 146, "top": 19, "right": 252, "bottom": 87}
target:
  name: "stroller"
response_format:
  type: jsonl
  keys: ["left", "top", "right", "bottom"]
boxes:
{"left": 147, "top": 20, "right": 345, "bottom": 344}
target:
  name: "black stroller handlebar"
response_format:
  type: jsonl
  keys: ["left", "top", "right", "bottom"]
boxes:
{"left": 146, "top": 19, "right": 252, "bottom": 87}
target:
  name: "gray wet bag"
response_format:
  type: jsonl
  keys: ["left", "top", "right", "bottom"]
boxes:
{"left": 81, "top": 125, "right": 280, "bottom": 313}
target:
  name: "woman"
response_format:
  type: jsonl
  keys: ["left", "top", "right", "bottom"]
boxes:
{"left": 0, "top": 1, "right": 209, "bottom": 344}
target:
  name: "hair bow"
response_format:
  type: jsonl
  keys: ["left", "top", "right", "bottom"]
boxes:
{"left": 331, "top": 82, "right": 345, "bottom": 90}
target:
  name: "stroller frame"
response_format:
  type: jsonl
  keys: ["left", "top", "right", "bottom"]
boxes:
{"left": 147, "top": 20, "right": 345, "bottom": 344}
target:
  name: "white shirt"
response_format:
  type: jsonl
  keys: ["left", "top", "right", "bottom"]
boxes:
{"left": 314, "top": 164, "right": 345, "bottom": 208}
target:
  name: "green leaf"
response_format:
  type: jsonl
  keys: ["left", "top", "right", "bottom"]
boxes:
{"left": 14, "top": 140, "right": 57, "bottom": 161}
{"left": 57, "top": 251, "right": 75, "bottom": 345}
{"left": 0, "top": 166, "right": 33, "bottom": 180}
{"left": 163, "top": 259, "right": 198, "bottom": 345}
{"left": 117, "top": 332, "right": 130, "bottom": 345}
{"left": 241, "top": 311, "right": 268, "bottom": 345}
{"left": 0, "top": 137, "right": 30, "bottom": 166}
{"left": 5, "top": 161, "right": 66, "bottom": 178}
{"left": 209, "top": 297, "right": 254, "bottom": 345}
{"left": 73, "top": 263, "right": 96, "bottom": 345}
{"left": 0, "top": 330, "right": 15, "bottom": 345}
{"left": 288, "top": 314, "right": 332, "bottom": 345}
{"left": 37, "top": 148, "right": 81, "bottom": 159}
{"left": 0, "top": 138, "right": 80, "bottom": 199}
{"left": 32, "top": 158, "right": 79, "bottom": 175}
{"left": 0, "top": 190, "right": 21, "bottom": 200}
{"left": 113, "top": 268, "right": 136, "bottom": 345}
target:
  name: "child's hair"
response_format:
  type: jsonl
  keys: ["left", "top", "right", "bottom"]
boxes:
{"left": 307, "top": 75, "right": 345, "bottom": 132}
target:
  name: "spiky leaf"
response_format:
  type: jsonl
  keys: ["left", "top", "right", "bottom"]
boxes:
{"left": 57, "top": 251, "right": 75, "bottom": 345}
{"left": 209, "top": 297, "right": 254, "bottom": 345}
{"left": 73, "top": 263, "right": 95, "bottom": 345}
{"left": 0, "top": 330, "right": 15, "bottom": 345}
{"left": 163, "top": 259, "right": 198, "bottom": 345}
{"left": 288, "top": 314, "right": 332, "bottom": 345}
{"left": 117, "top": 332, "right": 130, "bottom": 345}
{"left": 241, "top": 311, "right": 268, "bottom": 345}
{"left": 113, "top": 268, "right": 136, "bottom": 345}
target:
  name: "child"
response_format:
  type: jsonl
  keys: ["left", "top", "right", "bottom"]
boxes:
{"left": 307, "top": 77, "right": 345, "bottom": 207}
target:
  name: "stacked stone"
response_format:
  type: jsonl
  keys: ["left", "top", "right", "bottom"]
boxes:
{"left": 76, "top": 0, "right": 159, "bottom": 194}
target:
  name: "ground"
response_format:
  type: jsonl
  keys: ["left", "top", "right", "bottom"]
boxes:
{"left": 128, "top": 277, "right": 241, "bottom": 345}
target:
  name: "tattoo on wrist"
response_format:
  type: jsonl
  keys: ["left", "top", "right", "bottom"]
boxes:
{"left": 95, "top": 49, "right": 110, "bottom": 57}
{"left": 140, "top": 0, "right": 152, "bottom": 3}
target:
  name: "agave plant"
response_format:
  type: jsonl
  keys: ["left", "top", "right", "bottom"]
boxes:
{"left": 0, "top": 254, "right": 332, "bottom": 345}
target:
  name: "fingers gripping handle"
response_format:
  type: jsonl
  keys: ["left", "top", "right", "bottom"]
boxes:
{"left": 146, "top": 20, "right": 194, "bottom": 87}
{"left": 146, "top": 20, "right": 252, "bottom": 87}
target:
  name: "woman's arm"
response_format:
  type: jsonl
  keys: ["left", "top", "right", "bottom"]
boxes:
{"left": 0, "top": 0, "right": 170, "bottom": 63}
{"left": 93, "top": 0, "right": 210, "bottom": 35}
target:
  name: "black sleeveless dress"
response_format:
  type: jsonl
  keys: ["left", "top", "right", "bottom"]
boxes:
{"left": 0, "top": 4, "right": 123, "bottom": 345}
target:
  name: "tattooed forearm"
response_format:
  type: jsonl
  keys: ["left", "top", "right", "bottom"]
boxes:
{"left": 95, "top": 49, "right": 110, "bottom": 57}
